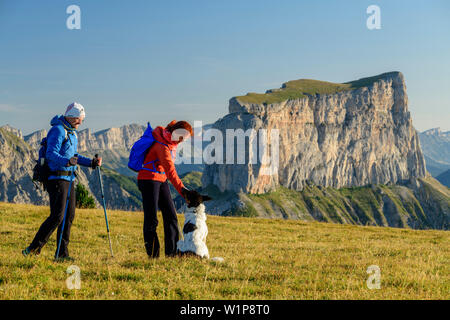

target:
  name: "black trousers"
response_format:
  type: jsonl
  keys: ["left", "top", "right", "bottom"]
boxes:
{"left": 138, "top": 180, "right": 180, "bottom": 257}
{"left": 29, "top": 179, "right": 76, "bottom": 258}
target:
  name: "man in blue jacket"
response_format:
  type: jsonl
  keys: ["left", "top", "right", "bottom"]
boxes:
{"left": 23, "top": 102, "right": 102, "bottom": 261}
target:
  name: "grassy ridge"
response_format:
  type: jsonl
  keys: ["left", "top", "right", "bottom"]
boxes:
{"left": 0, "top": 128, "right": 31, "bottom": 154}
{"left": 169, "top": 171, "right": 203, "bottom": 199}
{"left": 0, "top": 202, "right": 448, "bottom": 299}
{"left": 235, "top": 72, "right": 400, "bottom": 105}
{"left": 101, "top": 168, "right": 142, "bottom": 208}
{"left": 238, "top": 177, "right": 449, "bottom": 229}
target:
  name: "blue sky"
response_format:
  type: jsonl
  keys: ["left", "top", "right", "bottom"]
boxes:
{"left": 1, "top": 0, "right": 449, "bottom": 135}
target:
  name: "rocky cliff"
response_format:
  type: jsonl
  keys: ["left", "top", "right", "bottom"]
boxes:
{"left": 202, "top": 72, "right": 427, "bottom": 194}
{"left": 24, "top": 129, "right": 47, "bottom": 150}
{"left": 77, "top": 124, "right": 145, "bottom": 151}
{"left": 0, "top": 127, "right": 47, "bottom": 204}
{"left": 200, "top": 72, "right": 449, "bottom": 229}
{"left": 22, "top": 124, "right": 146, "bottom": 177}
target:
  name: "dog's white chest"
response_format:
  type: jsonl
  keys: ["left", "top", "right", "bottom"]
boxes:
{"left": 176, "top": 204, "right": 210, "bottom": 259}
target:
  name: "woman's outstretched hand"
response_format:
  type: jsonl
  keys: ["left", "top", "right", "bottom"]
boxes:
{"left": 181, "top": 187, "right": 200, "bottom": 200}
{"left": 181, "top": 187, "right": 191, "bottom": 199}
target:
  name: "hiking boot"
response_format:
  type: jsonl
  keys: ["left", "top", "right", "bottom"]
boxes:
{"left": 22, "top": 247, "right": 40, "bottom": 257}
{"left": 22, "top": 247, "right": 31, "bottom": 257}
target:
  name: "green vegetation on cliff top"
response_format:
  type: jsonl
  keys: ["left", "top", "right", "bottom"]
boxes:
{"left": 0, "top": 128, "right": 31, "bottom": 154}
{"left": 235, "top": 71, "right": 401, "bottom": 105}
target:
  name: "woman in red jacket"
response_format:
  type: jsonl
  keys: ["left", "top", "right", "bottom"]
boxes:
{"left": 137, "top": 120, "right": 193, "bottom": 258}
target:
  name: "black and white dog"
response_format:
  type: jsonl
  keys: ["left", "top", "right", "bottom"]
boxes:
{"left": 177, "top": 191, "right": 212, "bottom": 259}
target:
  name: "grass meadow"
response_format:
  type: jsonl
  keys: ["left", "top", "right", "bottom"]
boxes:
{"left": 0, "top": 202, "right": 448, "bottom": 300}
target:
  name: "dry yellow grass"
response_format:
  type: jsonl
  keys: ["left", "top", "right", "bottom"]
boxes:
{"left": 0, "top": 202, "right": 448, "bottom": 300}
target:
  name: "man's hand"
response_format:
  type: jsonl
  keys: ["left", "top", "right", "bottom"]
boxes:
{"left": 92, "top": 155, "right": 102, "bottom": 169}
{"left": 67, "top": 156, "right": 78, "bottom": 166}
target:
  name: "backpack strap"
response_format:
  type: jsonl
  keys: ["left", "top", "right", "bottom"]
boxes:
{"left": 141, "top": 140, "right": 173, "bottom": 174}
{"left": 154, "top": 140, "right": 168, "bottom": 147}
{"left": 60, "top": 118, "right": 75, "bottom": 145}
{"left": 142, "top": 160, "right": 165, "bottom": 175}
{"left": 155, "top": 140, "right": 176, "bottom": 160}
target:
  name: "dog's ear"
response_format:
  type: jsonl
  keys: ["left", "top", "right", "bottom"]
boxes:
{"left": 183, "top": 192, "right": 193, "bottom": 207}
{"left": 184, "top": 189, "right": 196, "bottom": 199}
{"left": 201, "top": 195, "right": 213, "bottom": 202}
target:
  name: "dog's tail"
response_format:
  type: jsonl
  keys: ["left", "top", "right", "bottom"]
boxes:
{"left": 210, "top": 257, "right": 225, "bottom": 263}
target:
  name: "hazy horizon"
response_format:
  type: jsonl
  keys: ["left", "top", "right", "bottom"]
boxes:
{"left": 2, "top": 117, "right": 449, "bottom": 138}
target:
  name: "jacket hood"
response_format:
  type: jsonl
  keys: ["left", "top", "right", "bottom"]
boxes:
{"left": 50, "top": 115, "right": 75, "bottom": 131}
{"left": 152, "top": 126, "right": 179, "bottom": 150}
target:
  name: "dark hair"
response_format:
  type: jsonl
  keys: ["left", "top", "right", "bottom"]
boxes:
{"left": 166, "top": 120, "right": 193, "bottom": 137}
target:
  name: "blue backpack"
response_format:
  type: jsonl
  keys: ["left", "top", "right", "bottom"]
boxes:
{"left": 128, "top": 123, "right": 168, "bottom": 173}
{"left": 32, "top": 128, "right": 69, "bottom": 190}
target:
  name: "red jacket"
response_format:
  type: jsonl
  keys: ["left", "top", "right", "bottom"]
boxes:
{"left": 137, "top": 126, "right": 185, "bottom": 196}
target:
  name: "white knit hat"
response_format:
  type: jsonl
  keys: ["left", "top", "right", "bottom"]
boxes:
{"left": 65, "top": 102, "right": 86, "bottom": 118}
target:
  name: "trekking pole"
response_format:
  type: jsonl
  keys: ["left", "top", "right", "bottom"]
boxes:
{"left": 95, "top": 154, "right": 114, "bottom": 258}
{"left": 55, "top": 166, "right": 75, "bottom": 261}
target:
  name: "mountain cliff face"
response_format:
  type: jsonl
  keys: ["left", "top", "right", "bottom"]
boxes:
{"left": 202, "top": 72, "right": 426, "bottom": 194}
{"left": 77, "top": 124, "right": 145, "bottom": 151}
{"left": 24, "top": 129, "right": 48, "bottom": 150}
{"left": 0, "top": 127, "right": 47, "bottom": 204}
{"left": 77, "top": 124, "right": 146, "bottom": 177}
{"left": 200, "top": 72, "right": 449, "bottom": 229}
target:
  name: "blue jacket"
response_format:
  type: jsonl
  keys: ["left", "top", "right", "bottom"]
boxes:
{"left": 47, "top": 115, "right": 92, "bottom": 182}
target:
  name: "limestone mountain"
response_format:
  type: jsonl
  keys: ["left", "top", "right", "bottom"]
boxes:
{"left": 0, "top": 127, "right": 47, "bottom": 204}
{"left": 200, "top": 72, "right": 449, "bottom": 229}
{"left": 203, "top": 72, "right": 426, "bottom": 193}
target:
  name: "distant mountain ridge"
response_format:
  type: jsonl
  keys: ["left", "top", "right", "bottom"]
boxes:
{"left": 23, "top": 122, "right": 211, "bottom": 177}
{"left": 0, "top": 125, "right": 142, "bottom": 210}
{"left": 418, "top": 127, "right": 450, "bottom": 177}
{"left": 436, "top": 169, "right": 450, "bottom": 188}
{"left": 0, "top": 122, "right": 210, "bottom": 211}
